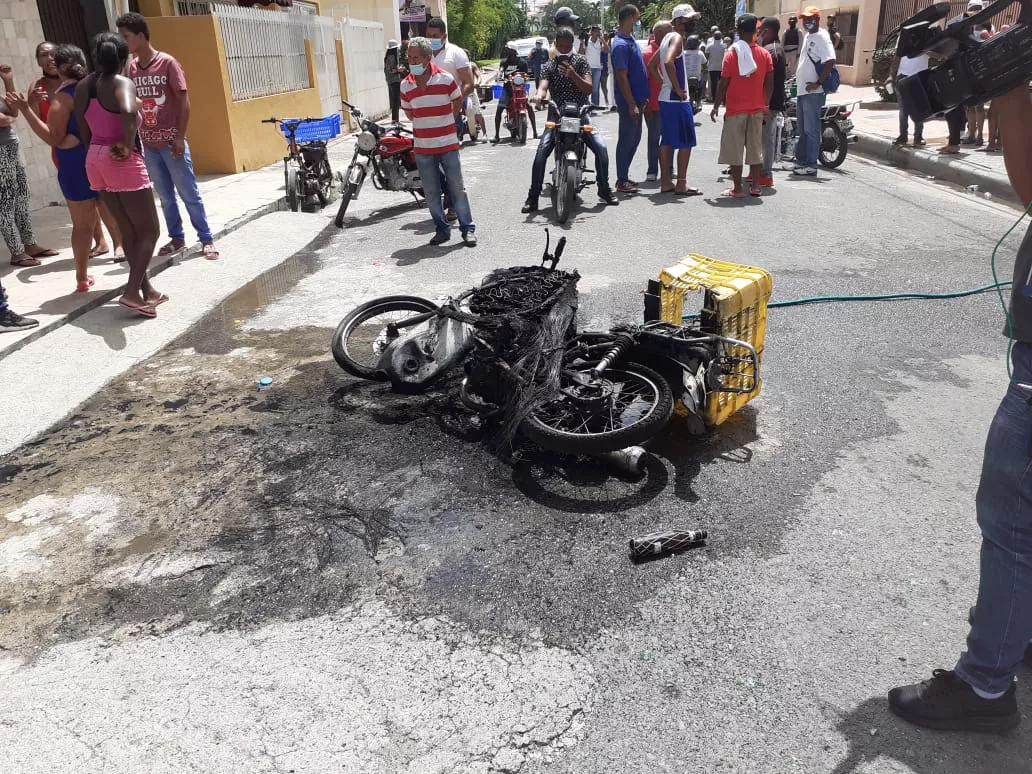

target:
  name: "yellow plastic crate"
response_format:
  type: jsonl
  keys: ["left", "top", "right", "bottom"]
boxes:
{"left": 657, "top": 254, "right": 773, "bottom": 427}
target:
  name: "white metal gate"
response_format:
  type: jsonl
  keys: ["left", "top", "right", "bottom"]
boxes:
{"left": 302, "top": 16, "right": 342, "bottom": 119}
{"left": 337, "top": 17, "right": 389, "bottom": 121}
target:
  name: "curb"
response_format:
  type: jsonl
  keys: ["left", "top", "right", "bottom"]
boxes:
{"left": 852, "top": 131, "right": 1016, "bottom": 204}
{"left": 0, "top": 197, "right": 287, "bottom": 361}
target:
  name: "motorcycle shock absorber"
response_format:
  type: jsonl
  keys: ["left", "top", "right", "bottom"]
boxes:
{"left": 593, "top": 333, "right": 635, "bottom": 377}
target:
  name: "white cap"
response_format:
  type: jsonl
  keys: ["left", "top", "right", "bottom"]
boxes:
{"left": 671, "top": 4, "right": 701, "bottom": 20}
{"left": 967, "top": 0, "right": 983, "bottom": 8}
{"left": 388, "top": 39, "right": 399, "bottom": 48}
{"left": 505, "top": 40, "right": 516, "bottom": 49}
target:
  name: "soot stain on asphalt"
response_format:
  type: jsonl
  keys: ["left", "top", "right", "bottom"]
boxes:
{"left": 0, "top": 296, "right": 935, "bottom": 658}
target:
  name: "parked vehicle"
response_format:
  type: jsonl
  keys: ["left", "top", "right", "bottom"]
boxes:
{"left": 543, "top": 100, "right": 594, "bottom": 224}
{"left": 335, "top": 100, "right": 423, "bottom": 229}
{"left": 330, "top": 234, "right": 770, "bottom": 454}
{"left": 778, "top": 80, "right": 858, "bottom": 169}
{"left": 262, "top": 115, "right": 338, "bottom": 212}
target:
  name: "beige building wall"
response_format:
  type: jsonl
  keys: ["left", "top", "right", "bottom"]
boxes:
{"left": 1, "top": 0, "right": 63, "bottom": 210}
{"left": 766, "top": 0, "right": 881, "bottom": 84}
{"left": 322, "top": 0, "right": 447, "bottom": 43}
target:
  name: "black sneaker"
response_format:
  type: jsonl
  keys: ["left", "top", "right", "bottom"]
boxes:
{"left": 429, "top": 231, "right": 450, "bottom": 246}
{"left": 888, "top": 669, "right": 1020, "bottom": 733}
{"left": 893, "top": 135, "right": 908, "bottom": 146}
{"left": 914, "top": 137, "right": 927, "bottom": 146}
{"left": 521, "top": 197, "right": 539, "bottom": 213}
{"left": 599, "top": 191, "right": 618, "bottom": 206}
{"left": 445, "top": 209, "right": 458, "bottom": 222}
{"left": 0, "top": 308, "right": 39, "bottom": 332}
{"left": 462, "top": 231, "right": 477, "bottom": 247}
{"left": 967, "top": 606, "right": 1032, "bottom": 667}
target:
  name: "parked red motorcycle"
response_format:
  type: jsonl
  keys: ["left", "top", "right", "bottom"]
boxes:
{"left": 503, "top": 72, "right": 531, "bottom": 144}
{"left": 335, "top": 100, "right": 424, "bottom": 228}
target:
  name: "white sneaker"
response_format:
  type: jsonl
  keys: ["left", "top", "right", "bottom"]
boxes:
{"left": 805, "top": 167, "right": 818, "bottom": 176}
{"left": 791, "top": 165, "right": 807, "bottom": 175}
{"left": 645, "top": 172, "right": 658, "bottom": 181}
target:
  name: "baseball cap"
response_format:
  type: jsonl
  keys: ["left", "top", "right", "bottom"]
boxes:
{"left": 387, "top": 39, "right": 399, "bottom": 48}
{"left": 671, "top": 4, "right": 702, "bottom": 21}
{"left": 966, "top": 0, "right": 983, "bottom": 8}
{"left": 801, "top": 6, "right": 821, "bottom": 17}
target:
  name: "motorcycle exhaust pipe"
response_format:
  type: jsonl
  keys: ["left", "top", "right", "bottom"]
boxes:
{"left": 594, "top": 445, "right": 648, "bottom": 476}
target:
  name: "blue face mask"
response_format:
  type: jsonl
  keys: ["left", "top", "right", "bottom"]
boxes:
{"left": 430, "top": 39, "right": 443, "bottom": 52}
{"left": 410, "top": 63, "right": 426, "bottom": 75}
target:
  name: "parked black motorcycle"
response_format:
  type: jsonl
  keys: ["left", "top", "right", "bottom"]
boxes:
{"left": 778, "top": 79, "right": 858, "bottom": 169}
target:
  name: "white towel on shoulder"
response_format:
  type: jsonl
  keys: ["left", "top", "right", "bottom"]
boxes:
{"left": 731, "top": 39, "right": 757, "bottom": 77}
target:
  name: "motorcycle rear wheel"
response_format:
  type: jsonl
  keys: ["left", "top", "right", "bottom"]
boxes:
{"left": 331, "top": 295, "right": 439, "bottom": 379}
{"left": 334, "top": 181, "right": 359, "bottom": 228}
{"left": 818, "top": 124, "right": 848, "bottom": 169}
{"left": 521, "top": 363, "right": 674, "bottom": 454}
{"left": 316, "top": 161, "right": 332, "bottom": 207}
{"left": 286, "top": 163, "right": 301, "bottom": 212}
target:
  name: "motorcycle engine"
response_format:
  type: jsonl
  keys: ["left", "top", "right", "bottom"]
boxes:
{"left": 382, "top": 158, "right": 421, "bottom": 190}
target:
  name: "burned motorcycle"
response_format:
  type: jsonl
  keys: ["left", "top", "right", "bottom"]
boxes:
{"left": 330, "top": 235, "right": 772, "bottom": 454}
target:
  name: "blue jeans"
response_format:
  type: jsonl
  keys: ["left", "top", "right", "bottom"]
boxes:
{"left": 644, "top": 108, "right": 674, "bottom": 178}
{"left": 527, "top": 121, "right": 611, "bottom": 199}
{"left": 795, "top": 92, "right": 823, "bottom": 168}
{"left": 590, "top": 68, "right": 602, "bottom": 106}
{"left": 956, "top": 342, "right": 1032, "bottom": 694}
{"left": 616, "top": 105, "right": 643, "bottom": 184}
{"left": 143, "top": 141, "right": 213, "bottom": 243}
{"left": 414, "top": 150, "right": 474, "bottom": 236}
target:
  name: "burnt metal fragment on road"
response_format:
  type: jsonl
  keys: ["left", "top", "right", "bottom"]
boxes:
{"left": 629, "top": 530, "right": 708, "bottom": 563}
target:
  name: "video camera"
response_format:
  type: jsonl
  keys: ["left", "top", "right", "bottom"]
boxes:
{"left": 896, "top": 0, "right": 1032, "bottom": 120}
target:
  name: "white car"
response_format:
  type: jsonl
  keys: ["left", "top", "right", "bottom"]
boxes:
{"left": 511, "top": 36, "right": 548, "bottom": 58}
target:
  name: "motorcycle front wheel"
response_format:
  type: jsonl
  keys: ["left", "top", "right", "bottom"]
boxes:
{"left": 316, "top": 161, "right": 332, "bottom": 207}
{"left": 285, "top": 163, "right": 301, "bottom": 212}
{"left": 331, "top": 295, "right": 439, "bottom": 379}
{"left": 818, "top": 124, "right": 848, "bottom": 169}
{"left": 517, "top": 114, "right": 528, "bottom": 144}
{"left": 521, "top": 363, "right": 674, "bottom": 454}
{"left": 554, "top": 158, "right": 576, "bottom": 224}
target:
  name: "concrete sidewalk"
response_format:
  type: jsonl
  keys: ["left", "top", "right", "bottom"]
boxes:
{"left": 0, "top": 135, "right": 352, "bottom": 358}
{"left": 833, "top": 84, "right": 1014, "bottom": 203}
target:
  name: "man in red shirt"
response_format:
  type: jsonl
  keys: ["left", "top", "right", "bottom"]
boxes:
{"left": 400, "top": 38, "right": 476, "bottom": 246}
{"left": 641, "top": 21, "right": 671, "bottom": 182}
{"left": 710, "top": 14, "right": 773, "bottom": 198}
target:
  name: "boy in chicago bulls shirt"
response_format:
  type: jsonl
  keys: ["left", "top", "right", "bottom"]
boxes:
{"left": 117, "top": 12, "right": 218, "bottom": 260}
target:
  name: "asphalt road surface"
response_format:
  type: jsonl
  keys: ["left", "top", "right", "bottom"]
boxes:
{"left": 2, "top": 109, "right": 1031, "bottom": 774}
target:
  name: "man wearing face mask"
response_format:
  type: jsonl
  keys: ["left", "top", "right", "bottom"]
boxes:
{"left": 426, "top": 18, "right": 474, "bottom": 221}
{"left": 792, "top": 7, "right": 835, "bottom": 177}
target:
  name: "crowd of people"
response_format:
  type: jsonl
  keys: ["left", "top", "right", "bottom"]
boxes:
{"left": 0, "top": 12, "right": 217, "bottom": 332}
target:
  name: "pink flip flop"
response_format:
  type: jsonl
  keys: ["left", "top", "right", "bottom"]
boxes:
{"left": 118, "top": 299, "right": 157, "bottom": 318}
{"left": 722, "top": 188, "right": 746, "bottom": 199}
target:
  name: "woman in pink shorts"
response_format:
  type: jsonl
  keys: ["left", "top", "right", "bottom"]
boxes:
{"left": 74, "top": 32, "right": 165, "bottom": 318}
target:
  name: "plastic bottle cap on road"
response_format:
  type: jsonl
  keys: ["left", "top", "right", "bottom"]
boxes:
{"left": 259, "top": 377, "right": 273, "bottom": 386}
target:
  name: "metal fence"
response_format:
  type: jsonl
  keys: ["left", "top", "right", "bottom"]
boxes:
{"left": 215, "top": 3, "right": 312, "bottom": 101}
{"left": 304, "top": 16, "right": 342, "bottom": 119}
{"left": 337, "top": 16, "right": 389, "bottom": 121}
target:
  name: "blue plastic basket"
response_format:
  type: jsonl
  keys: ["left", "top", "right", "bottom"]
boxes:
{"left": 280, "top": 113, "right": 341, "bottom": 143}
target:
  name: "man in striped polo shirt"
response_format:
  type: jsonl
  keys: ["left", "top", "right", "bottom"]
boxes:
{"left": 400, "top": 37, "right": 477, "bottom": 247}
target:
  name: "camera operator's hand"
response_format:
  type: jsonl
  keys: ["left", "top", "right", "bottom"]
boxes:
{"left": 995, "top": 85, "right": 1032, "bottom": 207}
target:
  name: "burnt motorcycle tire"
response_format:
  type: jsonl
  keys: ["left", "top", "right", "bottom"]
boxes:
{"left": 520, "top": 363, "right": 674, "bottom": 454}
{"left": 331, "top": 295, "right": 439, "bottom": 379}
{"left": 818, "top": 124, "right": 848, "bottom": 169}
{"left": 286, "top": 164, "right": 301, "bottom": 212}
{"left": 334, "top": 181, "right": 360, "bottom": 228}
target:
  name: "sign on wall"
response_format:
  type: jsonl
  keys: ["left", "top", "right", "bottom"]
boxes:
{"left": 399, "top": 0, "right": 427, "bottom": 23}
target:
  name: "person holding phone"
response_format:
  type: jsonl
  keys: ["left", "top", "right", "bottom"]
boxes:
{"left": 521, "top": 27, "right": 617, "bottom": 213}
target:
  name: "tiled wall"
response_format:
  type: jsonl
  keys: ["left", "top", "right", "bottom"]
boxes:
{"left": 2, "top": 0, "right": 63, "bottom": 210}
